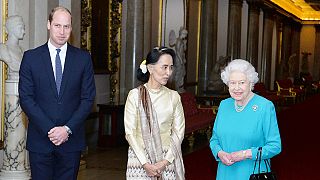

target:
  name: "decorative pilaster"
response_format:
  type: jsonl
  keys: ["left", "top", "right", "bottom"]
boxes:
{"left": 124, "top": 0, "right": 145, "bottom": 93}
{"left": 246, "top": 2, "right": 260, "bottom": 69}
{"left": 260, "top": 10, "right": 274, "bottom": 89}
{"left": 290, "top": 22, "right": 301, "bottom": 79}
{"left": 143, "top": 0, "right": 152, "bottom": 57}
{"left": 0, "top": 80, "right": 30, "bottom": 179}
{"left": 227, "top": 0, "right": 243, "bottom": 60}
{"left": 280, "top": 19, "right": 293, "bottom": 78}
{"left": 314, "top": 25, "right": 320, "bottom": 80}
{"left": 275, "top": 17, "right": 283, "bottom": 81}
{"left": 199, "top": 0, "right": 218, "bottom": 94}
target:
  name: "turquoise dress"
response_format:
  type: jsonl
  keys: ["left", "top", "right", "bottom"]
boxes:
{"left": 210, "top": 94, "right": 281, "bottom": 180}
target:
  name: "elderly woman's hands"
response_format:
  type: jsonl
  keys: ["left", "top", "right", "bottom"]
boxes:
{"left": 218, "top": 149, "right": 253, "bottom": 165}
{"left": 230, "top": 150, "right": 248, "bottom": 162}
{"left": 218, "top": 150, "right": 234, "bottom": 166}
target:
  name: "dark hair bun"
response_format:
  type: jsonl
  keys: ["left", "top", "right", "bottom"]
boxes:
{"left": 137, "top": 67, "right": 150, "bottom": 83}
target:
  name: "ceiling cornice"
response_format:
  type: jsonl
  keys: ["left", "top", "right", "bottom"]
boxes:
{"left": 269, "top": 0, "right": 320, "bottom": 24}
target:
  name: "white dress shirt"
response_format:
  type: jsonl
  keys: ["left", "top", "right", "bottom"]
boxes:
{"left": 47, "top": 39, "right": 67, "bottom": 80}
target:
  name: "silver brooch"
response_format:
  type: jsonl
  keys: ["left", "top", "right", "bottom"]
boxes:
{"left": 252, "top": 105, "right": 258, "bottom": 111}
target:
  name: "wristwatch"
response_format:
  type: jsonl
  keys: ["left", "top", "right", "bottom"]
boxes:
{"left": 64, "top": 125, "right": 72, "bottom": 135}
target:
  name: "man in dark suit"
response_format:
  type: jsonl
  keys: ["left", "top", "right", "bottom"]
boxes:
{"left": 18, "top": 6, "right": 96, "bottom": 180}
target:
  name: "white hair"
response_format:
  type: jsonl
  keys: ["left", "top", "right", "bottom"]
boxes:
{"left": 220, "top": 59, "right": 259, "bottom": 85}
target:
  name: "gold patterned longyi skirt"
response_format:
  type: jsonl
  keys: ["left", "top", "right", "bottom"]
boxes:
{"left": 126, "top": 146, "right": 176, "bottom": 180}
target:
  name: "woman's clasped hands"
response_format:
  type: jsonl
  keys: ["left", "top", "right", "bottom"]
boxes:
{"left": 143, "top": 160, "right": 169, "bottom": 177}
{"left": 218, "top": 149, "right": 251, "bottom": 166}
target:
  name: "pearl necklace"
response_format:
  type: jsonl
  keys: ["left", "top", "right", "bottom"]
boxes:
{"left": 234, "top": 92, "right": 254, "bottom": 112}
{"left": 234, "top": 104, "right": 245, "bottom": 112}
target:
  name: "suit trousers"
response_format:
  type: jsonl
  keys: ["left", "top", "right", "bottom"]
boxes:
{"left": 29, "top": 150, "right": 81, "bottom": 180}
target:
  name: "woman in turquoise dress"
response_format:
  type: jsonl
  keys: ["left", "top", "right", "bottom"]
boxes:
{"left": 210, "top": 59, "right": 281, "bottom": 180}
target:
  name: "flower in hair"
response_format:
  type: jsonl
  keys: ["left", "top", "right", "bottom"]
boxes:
{"left": 140, "top": 59, "right": 147, "bottom": 74}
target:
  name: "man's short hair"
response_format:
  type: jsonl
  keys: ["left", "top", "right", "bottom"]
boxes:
{"left": 48, "top": 6, "right": 72, "bottom": 24}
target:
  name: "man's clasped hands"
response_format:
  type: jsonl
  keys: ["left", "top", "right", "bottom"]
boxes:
{"left": 48, "top": 126, "right": 69, "bottom": 146}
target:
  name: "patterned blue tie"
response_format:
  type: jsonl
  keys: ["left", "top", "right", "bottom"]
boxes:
{"left": 55, "top": 49, "right": 62, "bottom": 94}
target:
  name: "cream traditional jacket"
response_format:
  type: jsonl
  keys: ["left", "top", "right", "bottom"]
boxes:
{"left": 124, "top": 85, "right": 185, "bottom": 165}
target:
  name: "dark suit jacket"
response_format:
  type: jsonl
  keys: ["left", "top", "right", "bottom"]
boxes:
{"left": 19, "top": 43, "right": 96, "bottom": 153}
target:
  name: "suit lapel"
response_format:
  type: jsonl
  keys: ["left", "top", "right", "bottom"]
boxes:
{"left": 41, "top": 44, "right": 59, "bottom": 98}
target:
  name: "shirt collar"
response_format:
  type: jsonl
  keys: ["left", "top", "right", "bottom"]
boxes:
{"left": 47, "top": 39, "right": 68, "bottom": 53}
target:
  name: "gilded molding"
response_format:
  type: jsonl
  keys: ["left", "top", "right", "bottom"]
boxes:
{"left": 2, "top": 0, "right": 7, "bottom": 43}
{"left": 81, "top": 0, "right": 92, "bottom": 52}
{"left": 108, "top": 0, "right": 122, "bottom": 103}
{"left": 0, "top": 0, "right": 8, "bottom": 148}
{"left": 108, "top": 0, "right": 122, "bottom": 73}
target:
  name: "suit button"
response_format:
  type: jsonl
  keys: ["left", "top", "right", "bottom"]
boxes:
{"left": 58, "top": 102, "right": 62, "bottom": 105}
